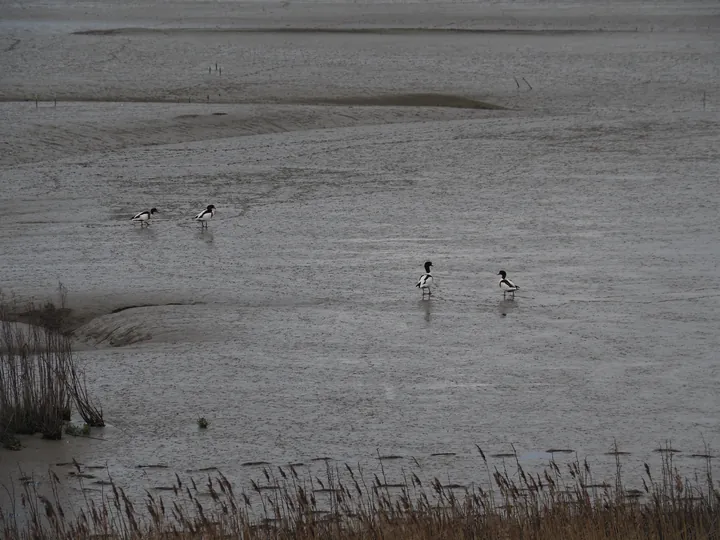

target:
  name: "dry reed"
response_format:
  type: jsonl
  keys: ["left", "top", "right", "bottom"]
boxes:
{"left": 0, "top": 287, "right": 103, "bottom": 447}
{"left": 1, "top": 446, "right": 717, "bottom": 540}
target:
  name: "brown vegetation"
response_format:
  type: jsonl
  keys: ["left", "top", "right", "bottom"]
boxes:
{"left": 0, "top": 287, "right": 103, "bottom": 449}
{"left": 1, "top": 446, "right": 717, "bottom": 539}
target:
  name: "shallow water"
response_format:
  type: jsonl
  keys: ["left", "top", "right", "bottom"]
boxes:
{"left": 1, "top": 0, "right": 719, "bottom": 519}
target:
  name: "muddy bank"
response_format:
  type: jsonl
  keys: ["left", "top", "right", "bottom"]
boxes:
{"left": 292, "top": 93, "right": 505, "bottom": 109}
{"left": 0, "top": 101, "right": 506, "bottom": 167}
{"left": 72, "top": 26, "right": 624, "bottom": 36}
{"left": 74, "top": 303, "right": 210, "bottom": 347}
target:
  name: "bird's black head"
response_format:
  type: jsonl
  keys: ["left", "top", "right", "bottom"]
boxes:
{"left": 207, "top": 204, "right": 216, "bottom": 210}
{"left": 150, "top": 208, "right": 158, "bottom": 214}
{"left": 498, "top": 270, "right": 506, "bottom": 278}
{"left": 424, "top": 261, "right": 433, "bottom": 271}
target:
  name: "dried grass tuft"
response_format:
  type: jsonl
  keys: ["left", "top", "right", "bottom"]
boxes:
{"left": 0, "top": 286, "right": 103, "bottom": 446}
{"left": 2, "top": 449, "right": 718, "bottom": 540}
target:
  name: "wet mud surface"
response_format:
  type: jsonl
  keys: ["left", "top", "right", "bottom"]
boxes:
{"left": 1, "top": 0, "right": 719, "bottom": 517}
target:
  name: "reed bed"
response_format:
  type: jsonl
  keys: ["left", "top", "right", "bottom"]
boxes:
{"left": 2, "top": 447, "right": 717, "bottom": 539}
{"left": 0, "top": 288, "right": 103, "bottom": 449}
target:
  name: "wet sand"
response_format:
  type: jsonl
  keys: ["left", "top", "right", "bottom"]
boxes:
{"left": 1, "top": 0, "right": 719, "bottom": 519}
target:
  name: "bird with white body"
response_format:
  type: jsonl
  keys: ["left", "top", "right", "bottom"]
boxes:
{"left": 416, "top": 261, "right": 433, "bottom": 299}
{"left": 194, "top": 205, "right": 216, "bottom": 228}
{"left": 131, "top": 207, "right": 158, "bottom": 227}
{"left": 498, "top": 270, "right": 520, "bottom": 299}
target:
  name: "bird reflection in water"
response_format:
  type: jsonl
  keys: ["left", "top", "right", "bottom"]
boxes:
{"left": 419, "top": 298, "right": 432, "bottom": 323}
{"left": 197, "top": 228, "right": 214, "bottom": 244}
{"left": 498, "top": 298, "right": 517, "bottom": 318}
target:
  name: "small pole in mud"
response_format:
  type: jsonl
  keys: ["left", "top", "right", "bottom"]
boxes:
{"left": 209, "top": 66, "right": 212, "bottom": 74}
{"left": 522, "top": 77, "right": 533, "bottom": 90}
{"left": 513, "top": 76, "right": 520, "bottom": 93}
{"left": 207, "top": 94, "right": 210, "bottom": 103}
{"left": 215, "top": 63, "right": 218, "bottom": 72}
{"left": 219, "top": 67, "right": 222, "bottom": 76}
{"left": 702, "top": 91, "right": 706, "bottom": 111}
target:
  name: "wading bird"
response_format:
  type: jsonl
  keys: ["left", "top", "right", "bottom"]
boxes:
{"left": 194, "top": 205, "right": 216, "bottom": 228}
{"left": 416, "top": 261, "right": 433, "bottom": 299}
{"left": 131, "top": 208, "right": 158, "bottom": 227}
{"left": 498, "top": 270, "right": 519, "bottom": 299}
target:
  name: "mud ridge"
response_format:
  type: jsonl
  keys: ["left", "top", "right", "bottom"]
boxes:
{"left": 110, "top": 302, "right": 196, "bottom": 314}
{"left": 0, "top": 93, "right": 505, "bottom": 110}
{"left": 291, "top": 93, "right": 504, "bottom": 110}
{"left": 73, "top": 27, "right": 628, "bottom": 37}
{"left": 1, "top": 98, "right": 506, "bottom": 167}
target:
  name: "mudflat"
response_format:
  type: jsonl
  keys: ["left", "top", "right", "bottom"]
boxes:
{"left": 1, "top": 0, "right": 719, "bottom": 517}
